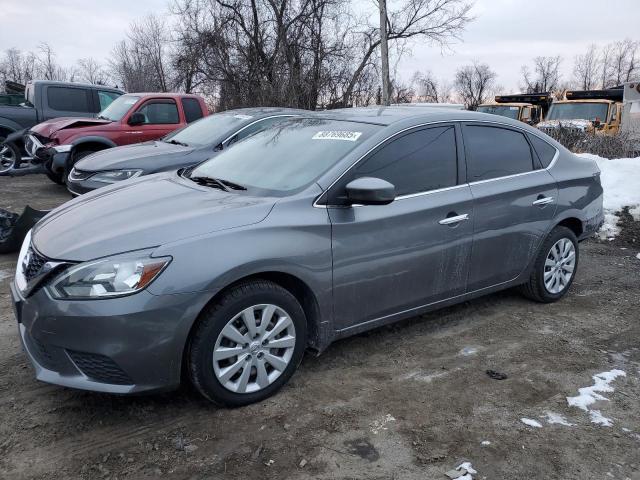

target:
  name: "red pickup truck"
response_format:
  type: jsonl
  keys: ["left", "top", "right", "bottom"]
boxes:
{"left": 24, "top": 92, "right": 208, "bottom": 184}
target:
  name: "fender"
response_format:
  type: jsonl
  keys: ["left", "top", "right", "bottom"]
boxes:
{"left": 0, "top": 117, "right": 24, "bottom": 135}
{"left": 71, "top": 136, "right": 118, "bottom": 149}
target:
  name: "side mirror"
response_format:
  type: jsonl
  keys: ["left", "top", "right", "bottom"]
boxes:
{"left": 345, "top": 177, "right": 395, "bottom": 206}
{"left": 128, "top": 112, "right": 146, "bottom": 126}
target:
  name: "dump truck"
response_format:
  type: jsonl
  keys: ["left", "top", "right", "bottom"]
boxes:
{"left": 477, "top": 93, "right": 552, "bottom": 124}
{"left": 537, "top": 87, "right": 623, "bottom": 135}
{"left": 621, "top": 81, "right": 640, "bottom": 152}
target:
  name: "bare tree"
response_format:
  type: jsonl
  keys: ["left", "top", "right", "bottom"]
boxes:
{"left": 411, "top": 70, "right": 452, "bottom": 102}
{"left": 573, "top": 45, "right": 599, "bottom": 90}
{"left": 77, "top": 57, "right": 109, "bottom": 84}
{"left": 608, "top": 38, "right": 638, "bottom": 85}
{"left": 36, "top": 43, "right": 70, "bottom": 81}
{"left": 454, "top": 61, "right": 496, "bottom": 110}
{"left": 342, "top": 0, "right": 474, "bottom": 106}
{"left": 0, "top": 48, "right": 37, "bottom": 87}
{"left": 521, "top": 56, "right": 562, "bottom": 93}
{"left": 110, "top": 14, "right": 172, "bottom": 92}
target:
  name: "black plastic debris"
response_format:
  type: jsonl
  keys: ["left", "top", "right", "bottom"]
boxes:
{"left": 486, "top": 369, "right": 508, "bottom": 380}
{"left": 0, "top": 206, "right": 49, "bottom": 254}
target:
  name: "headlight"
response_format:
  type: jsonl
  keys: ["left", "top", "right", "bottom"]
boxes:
{"left": 52, "top": 144, "right": 72, "bottom": 153}
{"left": 46, "top": 251, "right": 171, "bottom": 299}
{"left": 91, "top": 169, "right": 143, "bottom": 184}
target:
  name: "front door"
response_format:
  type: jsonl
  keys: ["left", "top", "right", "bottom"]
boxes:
{"left": 127, "top": 99, "right": 182, "bottom": 143}
{"left": 327, "top": 125, "right": 474, "bottom": 331}
{"left": 462, "top": 123, "right": 558, "bottom": 291}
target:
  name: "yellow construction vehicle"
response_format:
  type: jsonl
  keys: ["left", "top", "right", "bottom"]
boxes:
{"left": 477, "top": 93, "right": 552, "bottom": 124}
{"left": 538, "top": 87, "right": 623, "bottom": 135}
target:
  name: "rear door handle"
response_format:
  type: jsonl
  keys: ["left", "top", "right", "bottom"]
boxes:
{"left": 439, "top": 213, "right": 469, "bottom": 225}
{"left": 532, "top": 196, "right": 554, "bottom": 206}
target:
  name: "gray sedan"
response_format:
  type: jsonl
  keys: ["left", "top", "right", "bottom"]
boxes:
{"left": 66, "top": 107, "right": 306, "bottom": 195}
{"left": 11, "top": 107, "right": 604, "bottom": 406}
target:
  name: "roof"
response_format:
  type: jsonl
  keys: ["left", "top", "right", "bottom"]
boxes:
{"left": 480, "top": 102, "right": 529, "bottom": 107}
{"left": 311, "top": 105, "right": 522, "bottom": 127}
{"left": 553, "top": 99, "right": 617, "bottom": 105}
{"left": 214, "top": 107, "right": 310, "bottom": 116}
{"left": 125, "top": 92, "right": 204, "bottom": 99}
{"left": 28, "top": 80, "right": 123, "bottom": 92}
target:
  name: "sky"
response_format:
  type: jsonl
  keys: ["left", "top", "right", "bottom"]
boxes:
{"left": 1, "top": 0, "right": 638, "bottom": 93}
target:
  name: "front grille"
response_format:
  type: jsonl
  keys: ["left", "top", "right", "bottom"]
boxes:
{"left": 24, "top": 246, "right": 48, "bottom": 282}
{"left": 67, "top": 350, "right": 134, "bottom": 385}
{"left": 23, "top": 330, "right": 59, "bottom": 370}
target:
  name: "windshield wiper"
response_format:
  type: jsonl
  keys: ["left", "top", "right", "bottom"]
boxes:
{"left": 189, "top": 176, "right": 229, "bottom": 191}
{"left": 217, "top": 178, "right": 247, "bottom": 190}
{"left": 96, "top": 115, "right": 111, "bottom": 121}
{"left": 166, "top": 139, "right": 189, "bottom": 147}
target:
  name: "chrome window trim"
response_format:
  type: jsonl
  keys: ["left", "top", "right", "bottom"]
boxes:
{"left": 221, "top": 114, "right": 297, "bottom": 146}
{"left": 313, "top": 119, "right": 560, "bottom": 209}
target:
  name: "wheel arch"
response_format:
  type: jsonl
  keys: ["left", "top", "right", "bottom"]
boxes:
{"left": 71, "top": 136, "right": 117, "bottom": 154}
{"left": 180, "top": 270, "right": 324, "bottom": 382}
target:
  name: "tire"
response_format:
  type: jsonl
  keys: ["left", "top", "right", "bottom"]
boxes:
{"left": 188, "top": 280, "right": 307, "bottom": 406}
{"left": 519, "top": 226, "right": 579, "bottom": 303}
{"left": 0, "top": 138, "right": 21, "bottom": 173}
{"left": 46, "top": 170, "right": 65, "bottom": 185}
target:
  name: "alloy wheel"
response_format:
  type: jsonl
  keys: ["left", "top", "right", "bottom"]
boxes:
{"left": 212, "top": 304, "right": 296, "bottom": 394}
{"left": 544, "top": 238, "right": 576, "bottom": 294}
{"left": 0, "top": 144, "right": 17, "bottom": 173}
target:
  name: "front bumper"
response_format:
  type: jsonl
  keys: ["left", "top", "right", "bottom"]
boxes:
{"left": 10, "top": 280, "right": 210, "bottom": 394}
{"left": 24, "top": 133, "right": 70, "bottom": 172}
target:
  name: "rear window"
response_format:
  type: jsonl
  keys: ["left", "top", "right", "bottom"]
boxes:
{"left": 528, "top": 133, "right": 557, "bottom": 168}
{"left": 464, "top": 125, "right": 534, "bottom": 181}
{"left": 47, "top": 86, "right": 91, "bottom": 112}
{"left": 182, "top": 98, "right": 204, "bottom": 123}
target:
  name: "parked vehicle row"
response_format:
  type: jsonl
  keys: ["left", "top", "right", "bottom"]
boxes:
{"left": 10, "top": 105, "right": 604, "bottom": 407}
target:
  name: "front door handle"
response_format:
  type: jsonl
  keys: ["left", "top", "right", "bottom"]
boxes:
{"left": 532, "top": 196, "right": 554, "bottom": 206}
{"left": 439, "top": 213, "right": 469, "bottom": 225}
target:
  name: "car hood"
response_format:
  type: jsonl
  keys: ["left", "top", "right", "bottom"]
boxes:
{"left": 32, "top": 172, "right": 277, "bottom": 261}
{"left": 537, "top": 119, "right": 593, "bottom": 130}
{"left": 30, "top": 117, "right": 110, "bottom": 138}
{"left": 75, "top": 141, "right": 198, "bottom": 172}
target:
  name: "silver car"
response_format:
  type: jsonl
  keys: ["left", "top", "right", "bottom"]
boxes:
{"left": 11, "top": 107, "right": 604, "bottom": 406}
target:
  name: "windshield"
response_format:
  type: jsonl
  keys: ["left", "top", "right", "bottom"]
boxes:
{"left": 189, "top": 118, "right": 381, "bottom": 194}
{"left": 476, "top": 105, "right": 520, "bottom": 119}
{"left": 98, "top": 94, "right": 140, "bottom": 121}
{"left": 546, "top": 102, "right": 609, "bottom": 122}
{"left": 164, "top": 112, "right": 253, "bottom": 147}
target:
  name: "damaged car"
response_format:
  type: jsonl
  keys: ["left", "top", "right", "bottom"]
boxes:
{"left": 11, "top": 108, "right": 603, "bottom": 406}
{"left": 25, "top": 93, "right": 208, "bottom": 184}
{"left": 66, "top": 107, "right": 306, "bottom": 195}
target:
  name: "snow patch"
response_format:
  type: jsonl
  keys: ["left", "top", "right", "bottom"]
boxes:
{"left": 480, "top": 440, "right": 491, "bottom": 446}
{"left": 459, "top": 346, "right": 478, "bottom": 356}
{"left": 543, "top": 411, "right": 574, "bottom": 426}
{"left": 457, "top": 462, "right": 477, "bottom": 474}
{"left": 0, "top": 270, "right": 10, "bottom": 281}
{"left": 370, "top": 414, "right": 395, "bottom": 434}
{"left": 577, "top": 154, "right": 640, "bottom": 238}
{"left": 521, "top": 418, "right": 543, "bottom": 428}
{"left": 566, "top": 369, "right": 626, "bottom": 426}
{"left": 636, "top": 253, "right": 640, "bottom": 260}
{"left": 401, "top": 370, "right": 448, "bottom": 383}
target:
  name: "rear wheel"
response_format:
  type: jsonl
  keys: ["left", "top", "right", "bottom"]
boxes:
{"left": 188, "top": 280, "right": 307, "bottom": 406}
{"left": 519, "top": 226, "right": 579, "bottom": 303}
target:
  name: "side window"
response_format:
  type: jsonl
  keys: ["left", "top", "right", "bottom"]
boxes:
{"left": 181, "top": 98, "right": 204, "bottom": 123}
{"left": 527, "top": 133, "right": 557, "bottom": 168}
{"left": 345, "top": 126, "right": 458, "bottom": 198}
{"left": 136, "top": 100, "right": 179, "bottom": 124}
{"left": 609, "top": 104, "right": 618, "bottom": 123}
{"left": 47, "top": 86, "right": 91, "bottom": 112}
{"left": 228, "top": 116, "right": 291, "bottom": 146}
{"left": 464, "top": 125, "right": 533, "bottom": 181}
{"left": 98, "top": 91, "right": 121, "bottom": 111}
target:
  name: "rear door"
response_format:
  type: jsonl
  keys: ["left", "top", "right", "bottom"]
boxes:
{"left": 462, "top": 123, "right": 558, "bottom": 291}
{"left": 327, "top": 124, "right": 474, "bottom": 331}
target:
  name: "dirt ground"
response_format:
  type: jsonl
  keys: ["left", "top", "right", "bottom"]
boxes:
{"left": 1, "top": 174, "right": 640, "bottom": 480}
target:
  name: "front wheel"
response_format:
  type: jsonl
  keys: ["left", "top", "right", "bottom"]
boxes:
{"left": 0, "top": 139, "right": 21, "bottom": 173}
{"left": 519, "top": 226, "right": 579, "bottom": 303}
{"left": 188, "top": 280, "right": 307, "bottom": 406}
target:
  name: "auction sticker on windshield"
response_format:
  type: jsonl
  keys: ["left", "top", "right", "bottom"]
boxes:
{"left": 312, "top": 131, "right": 362, "bottom": 141}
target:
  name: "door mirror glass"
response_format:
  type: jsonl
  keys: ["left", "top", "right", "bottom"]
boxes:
{"left": 128, "top": 112, "right": 145, "bottom": 126}
{"left": 345, "top": 177, "right": 395, "bottom": 205}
